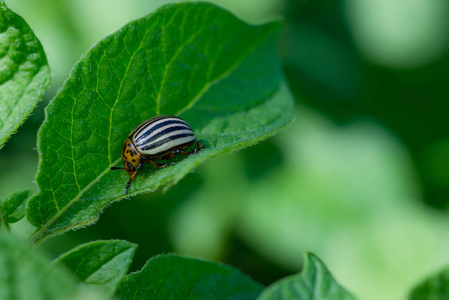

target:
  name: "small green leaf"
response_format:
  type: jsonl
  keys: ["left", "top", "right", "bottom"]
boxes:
{"left": 0, "top": 0, "right": 50, "bottom": 148}
{"left": 27, "top": 2, "right": 294, "bottom": 243}
{"left": 0, "top": 231, "right": 83, "bottom": 300}
{"left": 116, "top": 254, "right": 263, "bottom": 300}
{"left": 258, "top": 253, "right": 356, "bottom": 300}
{"left": 55, "top": 240, "right": 137, "bottom": 296}
{"left": 408, "top": 265, "right": 449, "bottom": 300}
{"left": 0, "top": 189, "right": 31, "bottom": 224}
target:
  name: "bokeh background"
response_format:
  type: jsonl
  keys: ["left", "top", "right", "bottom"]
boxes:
{"left": 2, "top": 0, "right": 449, "bottom": 299}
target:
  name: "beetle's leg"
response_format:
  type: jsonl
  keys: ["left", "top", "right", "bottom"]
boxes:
{"left": 178, "top": 150, "right": 191, "bottom": 155}
{"left": 177, "top": 141, "right": 204, "bottom": 155}
{"left": 141, "top": 156, "right": 167, "bottom": 168}
{"left": 171, "top": 149, "right": 182, "bottom": 155}
{"left": 148, "top": 159, "right": 167, "bottom": 168}
{"left": 172, "top": 149, "right": 192, "bottom": 156}
{"left": 110, "top": 166, "right": 124, "bottom": 170}
{"left": 196, "top": 140, "right": 204, "bottom": 150}
{"left": 125, "top": 169, "right": 138, "bottom": 194}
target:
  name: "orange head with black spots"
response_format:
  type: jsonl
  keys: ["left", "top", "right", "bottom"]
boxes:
{"left": 120, "top": 138, "right": 142, "bottom": 176}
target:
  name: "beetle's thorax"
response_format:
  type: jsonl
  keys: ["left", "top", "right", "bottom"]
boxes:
{"left": 121, "top": 138, "right": 142, "bottom": 175}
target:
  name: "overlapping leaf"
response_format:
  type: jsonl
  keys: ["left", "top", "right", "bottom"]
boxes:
{"left": 55, "top": 240, "right": 137, "bottom": 296}
{"left": 0, "top": 231, "right": 94, "bottom": 300}
{"left": 0, "top": 0, "right": 50, "bottom": 148}
{"left": 27, "top": 2, "right": 294, "bottom": 243}
{"left": 0, "top": 188, "right": 31, "bottom": 225}
{"left": 258, "top": 253, "right": 356, "bottom": 300}
{"left": 408, "top": 265, "right": 449, "bottom": 299}
{"left": 116, "top": 254, "right": 263, "bottom": 299}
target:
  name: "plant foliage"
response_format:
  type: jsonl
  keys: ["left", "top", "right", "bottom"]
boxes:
{"left": 0, "top": 231, "right": 81, "bottom": 300}
{"left": 0, "top": 2, "right": 391, "bottom": 300}
{"left": 26, "top": 2, "right": 294, "bottom": 244}
{"left": 116, "top": 254, "right": 264, "bottom": 300}
{"left": 55, "top": 240, "right": 137, "bottom": 296}
{"left": 258, "top": 253, "right": 356, "bottom": 300}
{"left": 0, "top": 0, "right": 50, "bottom": 148}
{"left": 409, "top": 265, "right": 449, "bottom": 300}
{"left": 0, "top": 189, "right": 31, "bottom": 228}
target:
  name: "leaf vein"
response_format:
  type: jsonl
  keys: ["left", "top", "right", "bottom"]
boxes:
{"left": 176, "top": 25, "right": 277, "bottom": 115}
{"left": 70, "top": 98, "right": 82, "bottom": 195}
{"left": 95, "top": 53, "right": 113, "bottom": 110}
{"left": 30, "top": 157, "right": 122, "bottom": 243}
{"left": 155, "top": 23, "right": 207, "bottom": 115}
{"left": 107, "top": 26, "right": 153, "bottom": 163}
{"left": 31, "top": 25, "right": 157, "bottom": 243}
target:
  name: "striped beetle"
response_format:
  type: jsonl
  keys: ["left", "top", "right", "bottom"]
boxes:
{"left": 111, "top": 115, "right": 203, "bottom": 194}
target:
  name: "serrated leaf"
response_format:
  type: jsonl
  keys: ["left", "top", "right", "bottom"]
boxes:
{"left": 27, "top": 2, "right": 294, "bottom": 244}
{"left": 0, "top": 188, "right": 31, "bottom": 224}
{"left": 0, "top": 0, "right": 50, "bottom": 148}
{"left": 408, "top": 265, "right": 449, "bottom": 300}
{"left": 55, "top": 240, "right": 137, "bottom": 296}
{"left": 0, "top": 231, "right": 83, "bottom": 300}
{"left": 257, "top": 253, "right": 356, "bottom": 300}
{"left": 116, "top": 253, "right": 263, "bottom": 300}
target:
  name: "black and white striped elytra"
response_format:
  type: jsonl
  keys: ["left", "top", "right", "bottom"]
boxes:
{"left": 111, "top": 115, "right": 203, "bottom": 194}
{"left": 131, "top": 116, "right": 196, "bottom": 156}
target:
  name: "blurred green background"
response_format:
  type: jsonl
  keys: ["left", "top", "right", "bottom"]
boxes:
{"left": 2, "top": 0, "right": 449, "bottom": 299}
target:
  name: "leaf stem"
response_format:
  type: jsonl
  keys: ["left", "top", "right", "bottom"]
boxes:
{"left": 0, "top": 211, "right": 10, "bottom": 231}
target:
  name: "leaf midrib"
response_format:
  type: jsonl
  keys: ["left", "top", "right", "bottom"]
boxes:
{"left": 30, "top": 157, "right": 122, "bottom": 243}
{"left": 84, "top": 247, "right": 134, "bottom": 284}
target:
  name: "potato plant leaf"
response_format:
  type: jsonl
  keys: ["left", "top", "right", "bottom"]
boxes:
{"left": 116, "top": 253, "right": 263, "bottom": 300}
{"left": 0, "top": 0, "right": 50, "bottom": 148}
{"left": 55, "top": 240, "right": 137, "bottom": 296}
{"left": 408, "top": 265, "right": 449, "bottom": 300}
{"left": 0, "top": 188, "right": 31, "bottom": 224}
{"left": 0, "top": 231, "right": 91, "bottom": 300}
{"left": 257, "top": 253, "right": 356, "bottom": 300}
{"left": 27, "top": 2, "right": 294, "bottom": 243}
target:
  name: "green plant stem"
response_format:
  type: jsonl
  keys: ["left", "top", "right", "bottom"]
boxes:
{"left": 0, "top": 209, "right": 10, "bottom": 231}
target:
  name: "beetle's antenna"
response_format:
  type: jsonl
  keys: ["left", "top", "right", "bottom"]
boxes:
{"left": 110, "top": 166, "right": 123, "bottom": 170}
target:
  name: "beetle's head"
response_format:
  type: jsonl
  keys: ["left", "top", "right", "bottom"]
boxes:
{"left": 121, "top": 138, "right": 142, "bottom": 175}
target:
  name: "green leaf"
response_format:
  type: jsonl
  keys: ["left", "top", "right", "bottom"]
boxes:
{"left": 116, "top": 253, "right": 263, "bottom": 300}
{"left": 257, "top": 253, "right": 356, "bottom": 300}
{"left": 0, "top": 0, "right": 50, "bottom": 148}
{"left": 0, "top": 231, "right": 87, "bottom": 300}
{"left": 55, "top": 240, "right": 137, "bottom": 296}
{"left": 408, "top": 265, "right": 449, "bottom": 300}
{"left": 0, "top": 189, "right": 31, "bottom": 224}
{"left": 27, "top": 2, "right": 294, "bottom": 243}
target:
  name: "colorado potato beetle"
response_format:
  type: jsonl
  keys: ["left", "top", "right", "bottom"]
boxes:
{"left": 111, "top": 115, "right": 203, "bottom": 194}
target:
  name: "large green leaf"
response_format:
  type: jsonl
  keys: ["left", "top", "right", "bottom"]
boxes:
{"left": 257, "top": 253, "right": 356, "bottom": 300}
{"left": 116, "top": 253, "right": 263, "bottom": 299}
{"left": 0, "top": 0, "right": 50, "bottom": 148}
{"left": 408, "top": 265, "right": 449, "bottom": 300}
{"left": 27, "top": 2, "right": 294, "bottom": 243}
{"left": 0, "top": 231, "right": 99, "bottom": 300}
{"left": 55, "top": 240, "right": 137, "bottom": 296}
